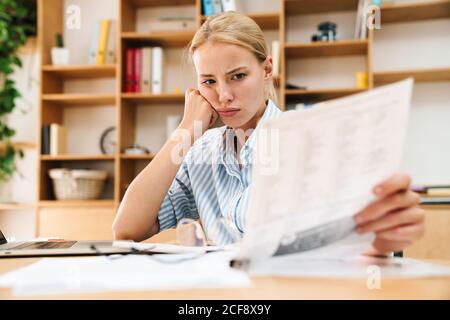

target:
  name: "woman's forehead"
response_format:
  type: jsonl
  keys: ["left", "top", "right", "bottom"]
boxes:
{"left": 193, "top": 42, "right": 257, "bottom": 75}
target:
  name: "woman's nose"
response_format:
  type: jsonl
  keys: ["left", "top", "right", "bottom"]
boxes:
{"left": 217, "top": 83, "right": 234, "bottom": 104}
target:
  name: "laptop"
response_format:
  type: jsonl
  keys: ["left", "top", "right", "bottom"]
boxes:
{"left": 0, "top": 228, "right": 132, "bottom": 258}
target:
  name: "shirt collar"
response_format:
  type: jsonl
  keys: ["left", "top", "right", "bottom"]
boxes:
{"left": 220, "top": 99, "right": 282, "bottom": 167}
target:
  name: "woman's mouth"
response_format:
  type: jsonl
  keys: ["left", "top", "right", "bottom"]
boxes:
{"left": 217, "top": 108, "right": 240, "bottom": 117}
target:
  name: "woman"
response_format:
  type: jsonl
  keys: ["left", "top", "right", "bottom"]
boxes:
{"left": 113, "top": 12, "right": 424, "bottom": 256}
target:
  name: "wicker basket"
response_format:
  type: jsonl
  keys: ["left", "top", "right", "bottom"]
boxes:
{"left": 49, "top": 169, "right": 108, "bottom": 200}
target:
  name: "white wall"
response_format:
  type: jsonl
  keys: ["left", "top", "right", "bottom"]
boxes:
{"left": 373, "top": 18, "right": 450, "bottom": 184}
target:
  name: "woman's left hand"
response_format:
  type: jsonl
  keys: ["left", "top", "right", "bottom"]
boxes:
{"left": 353, "top": 173, "right": 425, "bottom": 256}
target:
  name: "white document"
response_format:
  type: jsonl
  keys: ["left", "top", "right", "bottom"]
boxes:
{"left": 238, "top": 79, "right": 414, "bottom": 261}
{"left": 247, "top": 254, "right": 450, "bottom": 278}
{"left": 113, "top": 240, "right": 225, "bottom": 254}
{"left": 0, "top": 251, "right": 250, "bottom": 296}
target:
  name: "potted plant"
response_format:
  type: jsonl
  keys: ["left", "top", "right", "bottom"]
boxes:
{"left": 51, "top": 32, "right": 70, "bottom": 65}
{"left": 0, "top": 0, "right": 35, "bottom": 191}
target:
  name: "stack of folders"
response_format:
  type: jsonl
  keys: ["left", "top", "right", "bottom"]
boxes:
{"left": 414, "top": 184, "right": 450, "bottom": 205}
{"left": 88, "top": 19, "right": 116, "bottom": 65}
{"left": 125, "top": 47, "right": 163, "bottom": 94}
{"left": 41, "top": 124, "right": 67, "bottom": 156}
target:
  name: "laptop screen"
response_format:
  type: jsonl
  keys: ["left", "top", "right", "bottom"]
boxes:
{"left": 0, "top": 229, "right": 7, "bottom": 245}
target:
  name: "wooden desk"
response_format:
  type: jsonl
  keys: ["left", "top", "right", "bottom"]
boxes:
{"left": 1, "top": 257, "right": 449, "bottom": 299}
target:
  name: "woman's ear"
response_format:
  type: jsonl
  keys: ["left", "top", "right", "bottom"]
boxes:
{"left": 263, "top": 56, "right": 273, "bottom": 80}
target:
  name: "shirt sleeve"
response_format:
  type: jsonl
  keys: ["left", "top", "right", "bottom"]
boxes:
{"left": 157, "top": 161, "right": 199, "bottom": 231}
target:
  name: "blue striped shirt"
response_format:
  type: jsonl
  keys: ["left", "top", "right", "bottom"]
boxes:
{"left": 157, "top": 100, "right": 282, "bottom": 245}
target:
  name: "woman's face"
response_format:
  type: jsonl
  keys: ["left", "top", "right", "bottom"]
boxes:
{"left": 193, "top": 41, "right": 273, "bottom": 131}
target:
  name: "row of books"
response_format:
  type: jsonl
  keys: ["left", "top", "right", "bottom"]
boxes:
{"left": 42, "top": 124, "right": 67, "bottom": 155}
{"left": 202, "top": 0, "right": 242, "bottom": 16}
{"left": 125, "top": 47, "right": 163, "bottom": 93}
{"left": 88, "top": 19, "right": 116, "bottom": 65}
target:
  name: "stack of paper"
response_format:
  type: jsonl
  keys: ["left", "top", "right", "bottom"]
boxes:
{"left": 0, "top": 252, "right": 250, "bottom": 296}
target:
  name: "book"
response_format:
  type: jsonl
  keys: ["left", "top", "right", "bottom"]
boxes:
{"left": 50, "top": 124, "right": 67, "bottom": 156}
{"left": 88, "top": 21, "right": 100, "bottom": 64}
{"left": 355, "top": 0, "right": 370, "bottom": 39}
{"left": 151, "top": 47, "right": 163, "bottom": 94}
{"left": 133, "top": 48, "right": 142, "bottom": 92}
{"left": 427, "top": 189, "right": 450, "bottom": 197}
{"left": 202, "top": 0, "right": 215, "bottom": 16}
{"left": 212, "top": 0, "right": 223, "bottom": 14}
{"left": 147, "top": 17, "right": 196, "bottom": 32}
{"left": 271, "top": 40, "right": 280, "bottom": 77}
{"left": 413, "top": 184, "right": 450, "bottom": 197}
{"left": 221, "top": 0, "right": 242, "bottom": 12}
{"left": 41, "top": 124, "right": 50, "bottom": 155}
{"left": 96, "top": 19, "right": 111, "bottom": 65}
{"left": 420, "top": 197, "right": 450, "bottom": 205}
{"left": 125, "top": 48, "right": 135, "bottom": 93}
{"left": 105, "top": 20, "right": 116, "bottom": 64}
{"left": 140, "top": 47, "right": 152, "bottom": 93}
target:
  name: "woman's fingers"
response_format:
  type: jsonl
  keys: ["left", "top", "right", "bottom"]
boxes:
{"left": 354, "top": 190, "right": 421, "bottom": 225}
{"left": 356, "top": 207, "right": 425, "bottom": 234}
{"left": 372, "top": 238, "right": 412, "bottom": 254}
{"left": 372, "top": 173, "right": 412, "bottom": 197}
{"left": 376, "top": 223, "right": 425, "bottom": 243}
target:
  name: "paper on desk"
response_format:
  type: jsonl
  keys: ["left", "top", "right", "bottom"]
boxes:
{"left": 238, "top": 79, "right": 413, "bottom": 260}
{"left": 0, "top": 251, "right": 250, "bottom": 296}
{"left": 246, "top": 254, "right": 450, "bottom": 279}
{"left": 112, "top": 240, "right": 225, "bottom": 254}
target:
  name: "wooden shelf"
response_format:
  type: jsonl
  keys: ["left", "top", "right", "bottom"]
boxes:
{"left": 285, "top": 0, "right": 358, "bottom": 15}
{"left": 127, "top": 0, "right": 195, "bottom": 7}
{"left": 201, "top": 12, "right": 280, "bottom": 29}
{"left": 122, "top": 92, "right": 185, "bottom": 104}
{"left": 285, "top": 40, "right": 368, "bottom": 58}
{"left": 41, "top": 154, "right": 115, "bottom": 161}
{"left": 286, "top": 88, "right": 367, "bottom": 101}
{"left": 42, "top": 64, "right": 116, "bottom": 79}
{"left": 374, "top": 67, "right": 450, "bottom": 85}
{"left": 121, "top": 153, "right": 155, "bottom": 160}
{"left": 38, "top": 200, "right": 116, "bottom": 208}
{"left": 42, "top": 94, "right": 116, "bottom": 106}
{"left": 381, "top": 0, "right": 450, "bottom": 24}
{"left": 0, "top": 141, "right": 36, "bottom": 151}
{"left": 0, "top": 203, "right": 36, "bottom": 210}
{"left": 121, "top": 31, "right": 195, "bottom": 47}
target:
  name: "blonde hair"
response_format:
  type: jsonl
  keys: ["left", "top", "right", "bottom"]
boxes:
{"left": 188, "top": 11, "right": 277, "bottom": 103}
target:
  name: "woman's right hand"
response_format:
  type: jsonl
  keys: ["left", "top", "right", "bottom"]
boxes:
{"left": 179, "top": 89, "right": 218, "bottom": 138}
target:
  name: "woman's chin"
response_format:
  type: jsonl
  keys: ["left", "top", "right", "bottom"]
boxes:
{"left": 222, "top": 119, "right": 243, "bottom": 129}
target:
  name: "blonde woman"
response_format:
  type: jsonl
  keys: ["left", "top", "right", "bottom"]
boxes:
{"left": 113, "top": 12, "right": 424, "bottom": 256}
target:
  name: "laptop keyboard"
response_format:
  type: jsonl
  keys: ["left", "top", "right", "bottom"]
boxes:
{"left": 9, "top": 241, "right": 77, "bottom": 250}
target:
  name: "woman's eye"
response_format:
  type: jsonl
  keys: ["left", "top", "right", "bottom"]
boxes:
{"left": 232, "top": 73, "right": 246, "bottom": 80}
{"left": 202, "top": 79, "right": 215, "bottom": 85}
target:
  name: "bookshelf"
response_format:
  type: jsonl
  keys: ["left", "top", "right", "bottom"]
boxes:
{"left": 283, "top": 0, "right": 372, "bottom": 106}
{"left": 41, "top": 64, "right": 117, "bottom": 79}
{"left": 372, "top": 1, "right": 450, "bottom": 86}
{"left": 32, "top": 0, "right": 449, "bottom": 240}
{"left": 284, "top": 40, "right": 368, "bottom": 58}
{"left": 380, "top": 0, "right": 450, "bottom": 23}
